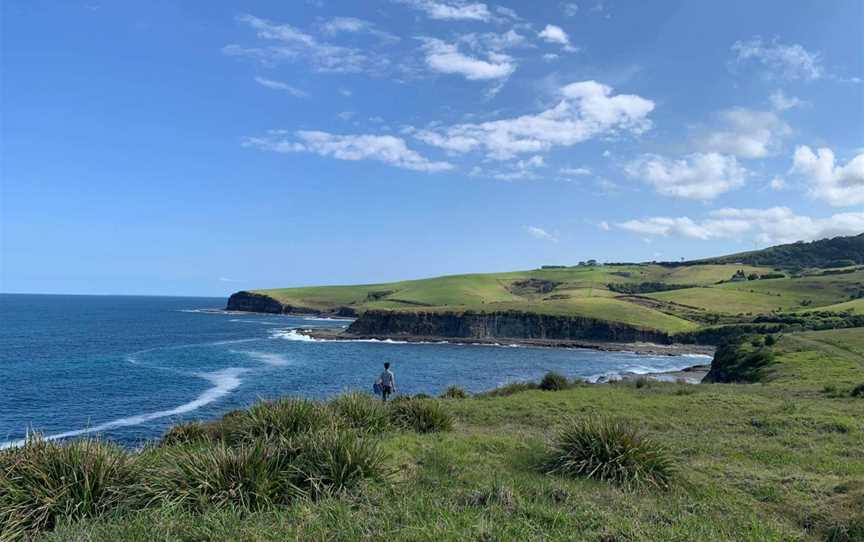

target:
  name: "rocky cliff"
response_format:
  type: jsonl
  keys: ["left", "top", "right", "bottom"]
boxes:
{"left": 225, "top": 291, "right": 361, "bottom": 316}
{"left": 346, "top": 310, "right": 674, "bottom": 343}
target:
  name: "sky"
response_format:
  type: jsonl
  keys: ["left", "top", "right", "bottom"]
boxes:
{"left": 1, "top": 0, "right": 863, "bottom": 297}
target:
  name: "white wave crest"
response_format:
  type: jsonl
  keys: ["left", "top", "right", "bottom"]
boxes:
{"left": 269, "top": 329, "right": 320, "bottom": 342}
{"left": 233, "top": 350, "right": 291, "bottom": 366}
{"left": 0, "top": 368, "right": 247, "bottom": 450}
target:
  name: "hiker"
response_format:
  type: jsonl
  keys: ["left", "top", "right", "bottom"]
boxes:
{"left": 378, "top": 362, "right": 396, "bottom": 402}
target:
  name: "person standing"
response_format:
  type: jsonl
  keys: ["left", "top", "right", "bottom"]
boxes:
{"left": 379, "top": 362, "right": 396, "bottom": 402}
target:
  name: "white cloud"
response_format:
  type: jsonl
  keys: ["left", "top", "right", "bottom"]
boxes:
{"left": 254, "top": 76, "right": 308, "bottom": 97}
{"left": 416, "top": 80, "right": 654, "bottom": 159}
{"left": 538, "top": 24, "right": 577, "bottom": 52}
{"left": 625, "top": 152, "right": 748, "bottom": 200}
{"left": 598, "top": 220, "right": 610, "bottom": 231}
{"left": 617, "top": 207, "right": 864, "bottom": 244}
{"left": 697, "top": 108, "right": 790, "bottom": 159}
{"left": 474, "top": 155, "right": 546, "bottom": 180}
{"left": 242, "top": 130, "right": 453, "bottom": 172}
{"left": 769, "top": 176, "right": 786, "bottom": 190}
{"left": 226, "top": 14, "right": 382, "bottom": 74}
{"left": 319, "top": 17, "right": 399, "bottom": 42}
{"left": 218, "top": 277, "right": 243, "bottom": 282}
{"left": 542, "top": 53, "right": 559, "bottom": 62}
{"left": 792, "top": 145, "right": 864, "bottom": 207}
{"left": 769, "top": 89, "right": 805, "bottom": 111}
{"left": 495, "top": 6, "right": 520, "bottom": 20}
{"left": 732, "top": 37, "right": 822, "bottom": 80}
{"left": 560, "top": 167, "right": 591, "bottom": 176}
{"left": 420, "top": 38, "right": 515, "bottom": 81}
{"left": 459, "top": 29, "right": 528, "bottom": 51}
{"left": 562, "top": 2, "right": 579, "bottom": 16}
{"left": 526, "top": 226, "right": 558, "bottom": 242}
{"left": 397, "top": 0, "right": 491, "bottom": 21}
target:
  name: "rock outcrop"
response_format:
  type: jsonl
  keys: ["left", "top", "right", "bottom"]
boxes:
{"left": 225, "top": 291, "right": 362, "bottom": 316}
{"left": 347, "top": 310, "right": 673, "bottom": 343}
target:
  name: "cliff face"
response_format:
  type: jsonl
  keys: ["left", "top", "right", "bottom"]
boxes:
{"left": 347, "top": 310, "right": 673, "bottom": 343}
{"left": 225, "top": 291, "right": 358, "bottom": 317}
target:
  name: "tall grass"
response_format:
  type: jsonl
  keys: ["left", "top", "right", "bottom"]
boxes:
{"left": 440, "top": 385, "right": 468, "bottom": 399}
{"left": 295, "top": 430, "right": 389, "bottom": 496}
{"left": 329, "top": 392, "right": 390, "bottom": 433}
{"left": 0, "top": 436, "right": 138, "bottom": 539}
{"left": 543, "top": 417, "right": 675, "bottom": 490}
{"left": 224, "top": 398, "right": 333, "bottom": 444}
{"left": 140, "top": 440, "right": 304, "bottom": 511}
{"left": 540, "top": 371, "right": 570, "bottom": 391}
{"left": 389, "top": 398, "right": 454, "bottom": 433}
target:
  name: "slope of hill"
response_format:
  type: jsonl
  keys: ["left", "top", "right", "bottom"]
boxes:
{"left": 688, "top": 233, "right": 864, "bottom": 269}
{"left": 226, "top": 234, "right": 864, "bottom": 342}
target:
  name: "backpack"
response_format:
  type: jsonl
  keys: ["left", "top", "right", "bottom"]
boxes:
{"left": 372, "top": 381, "right": 383, "bottom": 395}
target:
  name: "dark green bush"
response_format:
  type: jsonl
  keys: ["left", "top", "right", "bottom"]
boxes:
{"left": 634, "top": 376, "right": 651, "bottom": 389}
{"left": 0, "top": 436, "right": 138, "bottom": 539}
{"left": 540, "top": 371, "right": 569, "bottom": 391}
{"left": 440, "top": 385, "right": 468, "bottom": 399}
{"left": 851, "top": 384, "right": 864, "bottom": 398}
{"left": 389, "top": 399, "right": 454, "bottom": 433}
{"left": 543, "top": 417, "right": 675, "bottom": 490}
{"left": 329, "top": 392, "right": 390, "bottom": 433}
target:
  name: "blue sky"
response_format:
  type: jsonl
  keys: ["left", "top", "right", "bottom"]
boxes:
{"left": 2, "top": 0, "right": 863, "bottom": 296}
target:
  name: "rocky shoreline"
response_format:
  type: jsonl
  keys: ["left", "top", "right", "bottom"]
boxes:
{"left": 298, "top": 328, "right": 716, "bottom": 357}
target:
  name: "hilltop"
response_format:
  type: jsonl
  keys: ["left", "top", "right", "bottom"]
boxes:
{"left": 227, "top": 233, "right": 864, "bottom": 344}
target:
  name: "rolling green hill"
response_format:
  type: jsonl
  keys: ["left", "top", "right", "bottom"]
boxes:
{"left": 227, "top": 234, "right": 864, "bottom": 339}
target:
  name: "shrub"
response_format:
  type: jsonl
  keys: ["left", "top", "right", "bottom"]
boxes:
{"left": 634, "top": 376, "right": 651, "bottom": 389}
{"left": 764, "top": 334, "right": 776, "bottom": 346}
{"left": 851, "top": 384, "right": 864, "bottom": 398}
{"left": 480, "top": 381, "right": 539, "bottom": 397}
{"left": 140, "top": 440, "right": 302, "bottom": 511}
{"left": 0, "top": 436, "right": 138, "bottom": 539}
{"left": 225, "top": 398, "right": 332, "bottom": 444}
{"left": 295, "top": 430, "right": 388, "bottom": 496}
{"left": 539, "top": 371, "right": 569, "bottom": 391}
{"left": 329, "top": 392, "right": 390, "bottom": 433}
{"left": 543, "top": 417, "right": 675, "bottom": 490}
{"left": 389, "top": 399, "right": 454, "bottom": 433}
{"left": 440, "top": 385, "right": 468, "bottom": 399}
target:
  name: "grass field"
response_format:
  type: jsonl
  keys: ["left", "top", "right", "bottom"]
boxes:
{"left": 27, "top": 328, "right": 863, "bottom": 542}
{"left": 246, "top": 265, "right": 862, "bottom": 335}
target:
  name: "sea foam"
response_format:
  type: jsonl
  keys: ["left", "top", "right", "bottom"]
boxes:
{"left": 0, "top": 367, "right": 247, "bottom": 450}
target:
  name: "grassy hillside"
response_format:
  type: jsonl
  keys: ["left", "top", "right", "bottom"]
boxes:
{"left": 244, "top": 262, "right": 863, "bottom": 336}
{"left": 11, "top": 328, "right": 861, "bottom": 541}
{"left": 690, "top": 233, "right": 864, "bottom": 269}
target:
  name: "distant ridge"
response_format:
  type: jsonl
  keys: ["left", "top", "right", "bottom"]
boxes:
{"left": 684, "top": 233, "right": 864, "bottom": 269}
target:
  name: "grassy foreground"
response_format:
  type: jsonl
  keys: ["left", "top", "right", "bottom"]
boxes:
{"left": 2, "top": 329, "right": 861, "bottom": 541}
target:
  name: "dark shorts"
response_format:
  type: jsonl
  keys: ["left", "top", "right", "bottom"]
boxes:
{"left": 382, "top": 385, "right": 393, "bottom": 396}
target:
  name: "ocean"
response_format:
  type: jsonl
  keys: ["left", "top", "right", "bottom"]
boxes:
{"left": 0, "top": 294, "right": 709, "bottom": 448}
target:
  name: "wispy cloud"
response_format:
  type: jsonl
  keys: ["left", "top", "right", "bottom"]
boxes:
{"left": 538, "top": 24, "right": 578, "bottom": 52}
{"left": 254, "top": 76, "right": 308, "bottom": 97}
{"left": 243, "top": 130, "right": 453, "bottom": 172}
{"left": 526, "top": 225, "right": 559, "bottom": 242}
{"left": 616, "top": 207, "right": 864, "bottom": 245}
{"left": 225, "top": 14, "right": 385, "bottom": 74}
{"left": 396, "top": 0, "right": 491, "bottom": 21}
{"left": 319, "top": 17, "right": 399, "bottom": 42}
{"left": 415, "top": 80, "right": 654, "bottom": 160}
{"left": 731, "top": 37, "right": 822, "bottom": 80}
{"left": 419, "top": 37, "right": 516, "bottom": 81}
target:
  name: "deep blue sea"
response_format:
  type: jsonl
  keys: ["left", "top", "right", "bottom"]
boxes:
{"left": 0, "top": 294, "right": 709, "bottom": 448}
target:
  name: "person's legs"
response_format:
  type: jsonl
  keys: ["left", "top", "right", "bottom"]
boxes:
{"left": 382, "top": 386, "right": 391, "bottom": 402}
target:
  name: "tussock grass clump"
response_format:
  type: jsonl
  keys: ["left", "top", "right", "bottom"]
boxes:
{"left": 225, "top": 398, "right": 333, "bottom": 444}
{"left": 633, "top": 376, "right": 651, "bottom": 389}
{"left": 141, "top": 441, "right": 302, "bottom": 511}
{"left": 0, "top": 436, "right": 138, "bottom": 539}
{"left": 329, "top": 392, "right": 390, "bottom": 433}
{"left": 540, "top": 371, "right": 569, "bottom": 391}
{"left": 480, "top": 381, "right": 539, "bottom": 397}
{"left": 389, "top": 398, "right": 454, "bottom": 433}
{"left": 160, "top": 421, "right": 215, "bottom": 446}
{"left": 440, "top": 385, "right": 468, "bottom": 399}
{"left": 543, "top": 417, "right": 675, "bottom": 490}
{"left": 851, "top": 383, "right": 864, "bottom": 398}
{"left": 295, "top": 430, "right": 388, "bottom": 495}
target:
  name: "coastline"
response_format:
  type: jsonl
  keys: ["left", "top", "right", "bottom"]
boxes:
{"left": 299, "top": 327, "right": 716, "bottom": 357}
